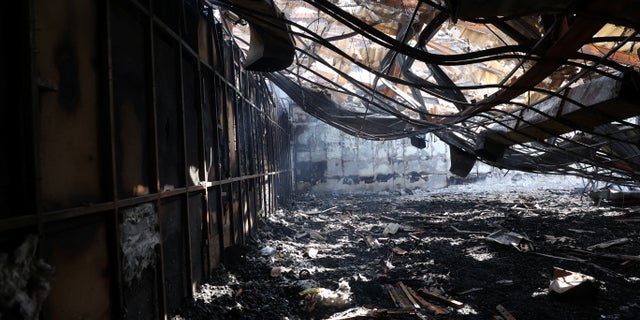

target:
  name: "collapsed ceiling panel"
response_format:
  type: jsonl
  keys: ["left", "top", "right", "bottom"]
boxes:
{"left": 211, "top": 0, "right": 640, "bottom": 186}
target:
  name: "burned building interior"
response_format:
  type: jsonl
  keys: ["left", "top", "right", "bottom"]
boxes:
{"left": 2, "top": 0, "right": 640, "bottom": 319}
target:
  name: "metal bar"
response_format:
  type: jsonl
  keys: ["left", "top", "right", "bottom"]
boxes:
{"left": 581, "top": 43, "right": 640, "bottom": 67}
{"left": 195, "top": 30, "right": 210, "bottom": 282}
{"left": 0, "top": 215, "right": 39, "bottom": 233}
{"left": 198, "top": 9, "right": 214, "bottom": 272}
{"left": 179, "top": 42, "right": 195, "bottom": 299}
{"left": 248, "top": 91, "right": 257, "bottom": 236}
{"left": 211, "top": 20, "right": 227, "bottom": 259}
{"left": 455, "top": 4, "right": 617, "bottom": 122}
{"left": 224, "top": 40, "right": 239, "bottom": 245}
{"left": 103, "top": 0, "right": 124, "bottom": 316}
{"left": 240, "top": 83, "right": 250, "bottom": 235}
{"left": 146, "top": 2, "right": 167, "bottom": 318}
{"left": 128, "top": 0, "right": 216, "bottom": 73}
{"left": 149, "top": 7, "right": 160, "bottom": 195}
{"left": 213, "top": 70, "right": 289, "bottom": 131}
{"left": 249, "top": 83, "right": 259, "bottom": 233}
{"left": 478, "top": 74, "right": 640, "bottom": 147}
{"left": 233, "top": 51, "right": 246, "bottom": 245}
{"left": 259, "top": 111, "right": 267, "bottom": 216}
{"left": 27, "top": 0, "right": 42, "bottom": 237}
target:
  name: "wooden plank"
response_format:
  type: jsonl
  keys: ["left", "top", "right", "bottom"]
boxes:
{"left": 405, "top": 285, "right": 449, "bottom": 315}
{"left": 496, "top": 304, "right": 517, "bottom": 320}
{"left": 418, "top": 288, "right": 464, "bottom": 309}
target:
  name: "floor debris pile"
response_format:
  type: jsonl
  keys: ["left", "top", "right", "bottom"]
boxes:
{"left": 176, "top": 188, "right": 640, "bottom": 319}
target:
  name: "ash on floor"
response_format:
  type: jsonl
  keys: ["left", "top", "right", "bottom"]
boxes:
{"left": 176, "top": 189, "right": 640, "bottom": 320}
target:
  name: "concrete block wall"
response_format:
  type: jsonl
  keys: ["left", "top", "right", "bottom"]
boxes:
{"left": 292, "top": 105, "right": 492, "bottom": 194}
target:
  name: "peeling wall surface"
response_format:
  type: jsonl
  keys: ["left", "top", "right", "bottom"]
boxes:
{"left": 292, "top": 105, "right": 493, "bottom": 194}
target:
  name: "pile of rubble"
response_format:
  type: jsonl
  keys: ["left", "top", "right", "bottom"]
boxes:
{"left": 176, "top": 188, "right": 640, "bottom": 319}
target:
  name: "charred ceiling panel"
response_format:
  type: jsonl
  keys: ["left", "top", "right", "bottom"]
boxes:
{"left": 218, "top": 0, "right": 640, "bottom": 186}
{"left": 444, "top": 0, "right": 576, "bottom": 20}
{"left": 222, "top": 0, "right": 295, "bottom": 71}
{"left": 475, "top": 73, "right": 640, "bottom": 161}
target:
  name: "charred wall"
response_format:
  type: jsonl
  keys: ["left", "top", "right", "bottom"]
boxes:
{"left": 291, "top": 104, "right": 494, "bottom": 194}
{"left": 0, "top": 0, "right": 292, "bottom": 319}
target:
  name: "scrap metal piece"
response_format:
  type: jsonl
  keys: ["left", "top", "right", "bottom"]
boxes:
{"left": 549, "top": 267, "right": 598, "bottom": 297}
{"left": 410, "top": 135, "right": 427, "bottom": 149}
{"left": 486, "top": 229, "right": 533, "bottom": 252}
{"left": 383, "top": 223, "right": 401, "bottom": 235}
{"left": 391, "top": 247, "right": 408, "bottom": 255}
{"left": 589, "top": 188, "right": 640, "bottom": 206}
{"left": 587, "top": 238, "right": 631, "bottom": 251}
{"left": 449, "top": 145, "right": 477, "bottom": 177}
{"left": 224, "top": 0, "right": 295, "bottom": 71}
{"left": 365, "top": 235, "right": 381, "bottom": 249}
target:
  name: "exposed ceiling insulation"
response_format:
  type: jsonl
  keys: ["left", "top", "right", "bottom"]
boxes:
{"left": 211, "top": 0, "right": 640, "bottom": 186}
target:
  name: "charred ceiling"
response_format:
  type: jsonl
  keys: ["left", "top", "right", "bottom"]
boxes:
{"left": 214, "top": 0, "right": 640, "bottom": 186}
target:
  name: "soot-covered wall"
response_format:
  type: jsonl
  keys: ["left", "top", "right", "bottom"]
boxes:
{"left": 0, "top": 0, "right": 292, "bottom": 319}
{"left": 292, "top": 104, "right": 494, "bottom": 194}
{"left": 292, "top": 105, "right": 450, "bottom": 193}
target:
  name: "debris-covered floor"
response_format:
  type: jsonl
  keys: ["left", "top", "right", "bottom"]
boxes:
{"left": 176, "top": 187, "right": 640, "bottom": 320}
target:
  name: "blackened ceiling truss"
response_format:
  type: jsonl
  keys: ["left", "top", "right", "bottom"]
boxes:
{"left": 211, "top": 0, "right": 640, "bottom": 186}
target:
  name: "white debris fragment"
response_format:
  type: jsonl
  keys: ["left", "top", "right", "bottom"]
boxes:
{"left": 383, "top": 223, "right": 401, "bottom": 235}
{"left": 549, "top": 268, "right": 597, "bottom": 295}
{"left": 308, "top": 230, "right": 326, "bottom": 241}
{"left": 270, "top": 267, "right": 283, "bottom": 278}
{"left": 307, "top": 247, "right": 318, "bottom": 258}
{"left": 299, "top": 281, "right": 352, "bottom": 310}
{"left": 260, "top": 246, "right": 276, "bottom": 256}
{"left": 120, "top": 203, "right": 160, "bottom": 285}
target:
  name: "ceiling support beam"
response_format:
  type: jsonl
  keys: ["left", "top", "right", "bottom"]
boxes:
{"left": 423, "top": 0, "right": 629, "bottom": 126}
{"left": 475, "top": 72, "right": 640, "bottom": 161}
{"left": 460, "top": 15, "right": 607, "bottom": 118}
